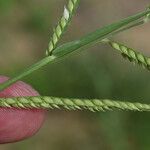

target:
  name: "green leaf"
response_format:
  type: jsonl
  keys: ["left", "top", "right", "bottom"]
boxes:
{"left": 52, "top": 9, "right": 150, "bottom": 58}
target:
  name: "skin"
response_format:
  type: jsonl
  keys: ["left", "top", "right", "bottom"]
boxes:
{"left": 0, "top": 76, "right": 46, "bottom": 144}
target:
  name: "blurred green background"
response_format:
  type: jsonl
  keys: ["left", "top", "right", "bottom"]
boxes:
{"left": 0, "top": 0, "right": 150, "bottom": 149}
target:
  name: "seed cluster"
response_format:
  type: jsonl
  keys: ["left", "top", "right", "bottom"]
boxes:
{"left": 108, "top": 41, "right": 150, "bottom": 70}
{"left": 46, "top": 0, "right": 80, "bottom": 56}
{"left": 1, "top": 96, "right": 150, "bottom": 112}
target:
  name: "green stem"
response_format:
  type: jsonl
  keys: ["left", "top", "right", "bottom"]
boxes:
{"left": 0, "top": 8, "right": 149, "bottom": 91}
{"left": 52, "top": 10, "right": 150, "bottom": 58}
{"left": 109, "top": 20, "right": 144, "bottom": 37}
{"left": 0, "top": 56, "right": 56, "bottom": 91}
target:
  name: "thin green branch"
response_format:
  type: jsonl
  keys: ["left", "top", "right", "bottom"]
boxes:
{"left": 0, "top": 56, "right": 56, "bottom": 91}
{"left": 100, "top": 9, "right": 150, "bottom": 71}
{"left": 109, "top": 6, "right": 150, "bottom": 36}
{"left": 46, "top": 0, "right": 80, "bottom": 56}
{"left": 0, "top": 7, "right": 149, "bottom": 91}
{"left": 0, "top": 96, "right": 150, "bottom": 112}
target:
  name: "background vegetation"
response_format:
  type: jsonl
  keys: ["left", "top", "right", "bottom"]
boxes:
{"left": 0, "top": 0, "right": 150, "bottom": 149}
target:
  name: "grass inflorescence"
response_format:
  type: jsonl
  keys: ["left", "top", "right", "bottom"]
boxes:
{"left": 0, "top": 1, "right": 150, "bottom": 112}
